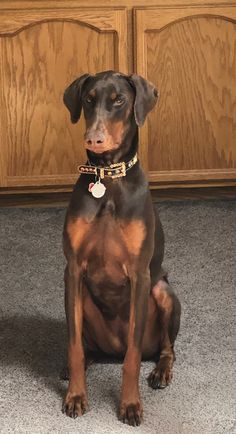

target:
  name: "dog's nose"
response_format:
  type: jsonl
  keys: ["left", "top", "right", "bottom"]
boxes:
{"left": 85, "top": 130, "right": 105, "bottom": 147}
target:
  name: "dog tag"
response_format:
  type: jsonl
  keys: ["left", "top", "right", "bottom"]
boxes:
{"left": 88, "top": 182, "right": 95, "bottom": 192}
{"left": 90, "top": 180, "right": 106, "bottom": 198}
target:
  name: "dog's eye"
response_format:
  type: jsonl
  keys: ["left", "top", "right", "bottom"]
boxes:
{"left": 85, "top": 97, "right": 93, "bottom": 104}
{"left": 114, "top": 97, "right": 124, "bottom": 106}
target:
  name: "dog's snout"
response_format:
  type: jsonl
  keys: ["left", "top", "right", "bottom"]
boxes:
{"left": 85, "top": 130, "right": 105, "bottom": 147}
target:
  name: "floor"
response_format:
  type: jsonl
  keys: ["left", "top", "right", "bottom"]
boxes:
{"left": 0, "top": 201, "right": 235, "bottom": 434}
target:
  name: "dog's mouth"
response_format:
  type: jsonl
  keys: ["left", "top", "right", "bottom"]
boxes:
{"left": 84, "top": 142, "right": 120, "bottom": 155}
{"left": 84, "top": 123, "right": 123, "bottom": 155}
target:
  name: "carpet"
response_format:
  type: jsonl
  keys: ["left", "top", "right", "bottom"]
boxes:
{"left": 0, "top": 201, "right": 235, "bottom": 434}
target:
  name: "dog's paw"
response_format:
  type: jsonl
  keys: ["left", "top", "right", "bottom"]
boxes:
{"left": 148, "top": 360, "right": 173, "bottom": 389}
{"left": 62, "top": 393, "right": 88, "bottom": 418}
{"left": 119, "top": 401, "right": 143, "bottom": 426}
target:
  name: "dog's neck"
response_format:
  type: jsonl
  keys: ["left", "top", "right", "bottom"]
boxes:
{"left": 86, "top": 126, "right": 139, "bottom": 167}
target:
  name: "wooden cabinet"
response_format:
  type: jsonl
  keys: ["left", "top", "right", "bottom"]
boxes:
{"left": 0, "top": 5, "right": 128, "bottom": 189}
{"left": 135, "top": 5, "right": 236, "bottom": 187}
{"left": 0, "top": 1, "right": 235, "bottom": 194}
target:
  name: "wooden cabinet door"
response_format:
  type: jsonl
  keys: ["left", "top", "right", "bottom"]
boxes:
{"left": 0, "top": 6, "right": 128, "bottom": 188}
{"left": 135, "top": 6, "right": 236, "bottom": 188}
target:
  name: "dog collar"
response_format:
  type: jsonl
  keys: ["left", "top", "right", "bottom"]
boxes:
{"left": 77, "top": 153, "right": 138, "bottom": 180}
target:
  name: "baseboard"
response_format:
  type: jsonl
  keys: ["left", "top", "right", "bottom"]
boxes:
{"left": 151, "top": 186, "right": 236, "bottom": 202}
{"left": 0, "top": 186, "right": 235, "bottom": 207}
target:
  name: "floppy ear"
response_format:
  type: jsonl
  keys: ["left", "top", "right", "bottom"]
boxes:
{"left": 129, "top": 74, "right": 158, "bottom": 126}
{"left": 63, "top": 74, "right": 91, "bottom": 123}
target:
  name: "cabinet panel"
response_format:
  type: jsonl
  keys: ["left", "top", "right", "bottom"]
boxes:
{"left": 135, "top": 6, "right": 236, "bottom": 186}
{"left": 0, "top": 8, "right": 128, "bottom": 187}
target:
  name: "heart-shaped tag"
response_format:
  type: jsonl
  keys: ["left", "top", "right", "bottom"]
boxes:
{"left": 88, "top": 182, "right": 95, "bottom": 192}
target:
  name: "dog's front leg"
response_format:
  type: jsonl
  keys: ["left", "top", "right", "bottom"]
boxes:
{"left": 119, "top": 270, "right": 150, "bottom": 426}
{"left": 62, "top": 259, "right": 88, "bottom": 418}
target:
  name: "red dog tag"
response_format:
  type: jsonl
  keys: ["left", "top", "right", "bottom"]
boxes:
{"left": 88, "top": 183, "right": 95, "bottom": 192}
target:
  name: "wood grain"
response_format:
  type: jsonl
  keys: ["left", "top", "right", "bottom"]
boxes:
{"left": 147, "top": 17, "right": 236, "bottom": 171}
{"left": 0, "top": 9, "right": 120, "bottom": 34}
{"left": 1, "top": 1, "right": 236, "bottom": 10}
{"left": 0, "top": 8, "right": 128, "bottom": 187}
{"left": 0, "top": 0, "right": 235, "bottom": 194}
{"left": 135, "top": 7, "right": 236, "bottom": 183}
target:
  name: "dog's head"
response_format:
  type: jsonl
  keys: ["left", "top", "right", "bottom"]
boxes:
{"left": 63, "top": 71, "right": 158, "bottom": 155}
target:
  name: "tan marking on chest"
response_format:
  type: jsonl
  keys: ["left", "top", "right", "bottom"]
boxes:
{"left": 120, "top": 220, "right": 146, "bottom": 256}
{"left": 67, "top": 217, "right": 90, "bottom": 252}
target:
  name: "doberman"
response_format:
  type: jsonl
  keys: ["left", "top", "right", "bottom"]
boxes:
{"left": 62, "top": 70, "right": 181, "bottom": 426}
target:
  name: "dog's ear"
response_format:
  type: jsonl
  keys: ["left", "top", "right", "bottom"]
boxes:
{"left": 128, "top": 74, "right": 158, "bottom": 127}
{"left": 63, "top": 74, "right": 91, "bottom": 123}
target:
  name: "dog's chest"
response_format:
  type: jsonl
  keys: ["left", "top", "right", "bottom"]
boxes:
{"left": 66, "top": 206, "right": 146, "bottom": 313}
{"left": 67, "top": 204, "right": 146, "bottom": 263}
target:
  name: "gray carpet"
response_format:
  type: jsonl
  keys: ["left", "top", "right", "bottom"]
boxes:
{"left": 0, "top": 201, "right": 235, "bottom": 434}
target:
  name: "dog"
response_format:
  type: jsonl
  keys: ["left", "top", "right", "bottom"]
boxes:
{"left": 62, "top": 70, "right": 181, "bottom": 426}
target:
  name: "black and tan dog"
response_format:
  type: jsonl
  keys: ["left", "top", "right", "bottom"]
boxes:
{"left": 62, "top": 70, "right": 181, "bottom": 426}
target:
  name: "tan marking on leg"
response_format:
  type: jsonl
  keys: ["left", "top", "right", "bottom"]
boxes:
{"left": 121, "top": 304, "right": 142, "bottom": 413}
{"left": 152, "top": 279, "right": 173, "bottom": 314}
{"left": 148, "top": 280, "right": 175, "bottom": 389}
{"left": 120, "top": 289, "right": 143, "bottom": 425}
{"left": 64, "top": 292, "right": 88, "bottom": 417}
{"left": 68, "top": 292, "right": 86, "bottom": 391}
{"left": 121, "top": 346, "right": 141, "bottom": 404}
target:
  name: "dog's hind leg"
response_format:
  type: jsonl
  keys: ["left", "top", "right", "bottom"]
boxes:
{"left": 148, "top": 278, "right": 181, "bottom": 389}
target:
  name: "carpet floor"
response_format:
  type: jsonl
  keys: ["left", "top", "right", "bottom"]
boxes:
{"left": 0, "top": 201, "right": 235, "bottom": 434}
